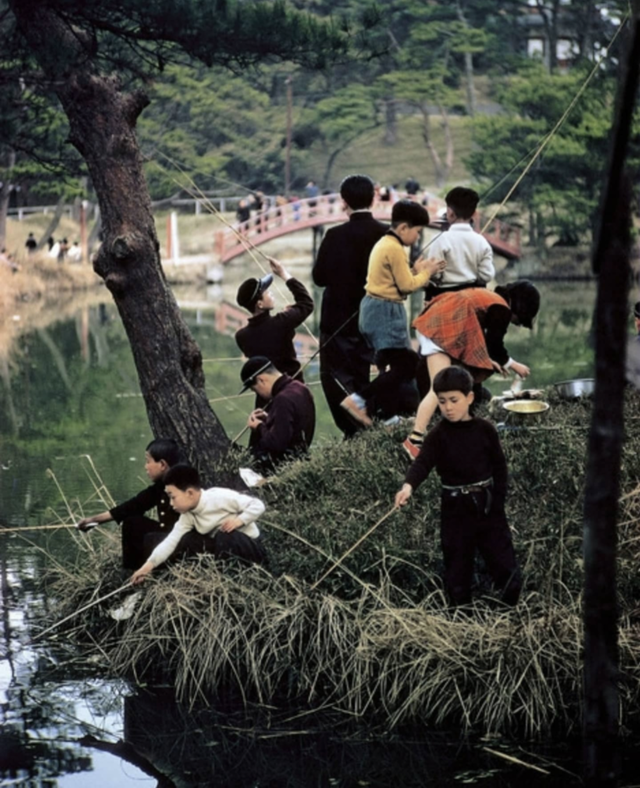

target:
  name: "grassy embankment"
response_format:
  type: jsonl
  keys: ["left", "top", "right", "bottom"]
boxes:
{"left": 43, "top": 389, "right": 640, "bottom": 738}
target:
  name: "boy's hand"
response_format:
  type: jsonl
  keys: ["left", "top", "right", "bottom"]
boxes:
{"left": 248, "top": 409, "right": 267, "bottom": 429}
{"left": 395, "top": 484, "right": 413, "bottom": 508}
{"left": 131, "top": 561, "right": 154, "bottom": 585}
{"left": 509, "top": 361, "right": 530, "bottom": 379}
{"left": 414, "top": 256, "right": 445, "bottom": 277}
{"left": 220, "top": 516, "right": 244, "bottom": 533}
{"left": 76, "top": 512, "right": 109, "bottom": 531}
{"left": 267, "top": 256, "right": 290, "bottom": 281}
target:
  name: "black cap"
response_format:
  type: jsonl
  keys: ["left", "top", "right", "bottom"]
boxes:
{"left": 236, "top": 273, "right": 273, "bottom": 312}
{"left": 507, "top": 280, "right": 540, "bottom": 329}
{"left": 634, "top": 302, "right": 640, "bottom": 319}
{"left": 239, "top": 356, "right": 273, "bottom": 393}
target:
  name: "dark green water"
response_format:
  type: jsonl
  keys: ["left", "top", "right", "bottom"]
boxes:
{"left": 1, "top": 268, "right": 629, "bottom": 786}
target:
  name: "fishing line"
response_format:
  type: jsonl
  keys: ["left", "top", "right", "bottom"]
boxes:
{"left": 32, "top": 582, "right": 133, "bottom": 642}
{"left": 481, "top": 13, "right": 629, "bottom": 234}
{"left": 155, "top": 150, "right": 320, "bottom": 349}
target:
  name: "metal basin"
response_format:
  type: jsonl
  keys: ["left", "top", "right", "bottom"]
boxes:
{"left": 554, "top": 378, "right": 595, "bottom": 399}
{"left": 502, "top": 399, "right": 550, "bottom": 425}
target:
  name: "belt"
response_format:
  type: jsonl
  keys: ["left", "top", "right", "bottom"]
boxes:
{"left": 441, "top": 477, "right": 493, "bottom": 496}
{"left": 364, "top": 292, "right": 404, "bottom": 303}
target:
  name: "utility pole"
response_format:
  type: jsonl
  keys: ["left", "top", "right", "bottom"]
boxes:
{"left": 285, "top": 76, "right": 292, "bottom": 198}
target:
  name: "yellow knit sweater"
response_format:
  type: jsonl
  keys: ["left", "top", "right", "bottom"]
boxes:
{"left": 365, "top": 233, "right": 432, "bottom": 302}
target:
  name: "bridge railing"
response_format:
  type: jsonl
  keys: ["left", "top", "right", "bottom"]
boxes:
{"left": 214, "top": 191, "right": 521, "bottom": 263}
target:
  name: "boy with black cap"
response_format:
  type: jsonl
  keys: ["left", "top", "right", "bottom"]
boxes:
{"left": 235, "top": 256, "right": 313, "bottom": 381}
{"left": 240, "top": 356, "right": 315, "bottom": 473}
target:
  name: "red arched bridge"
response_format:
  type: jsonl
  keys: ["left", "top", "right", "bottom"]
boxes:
{"left": 214, "top": 191, "right": 521, "bottom": 264}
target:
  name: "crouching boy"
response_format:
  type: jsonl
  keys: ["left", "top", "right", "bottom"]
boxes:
{"left": 394, "top": 367, "right": 521, "bottom": 607}
{"left": 131, "top": 464, "right": 267, "bottom": 585}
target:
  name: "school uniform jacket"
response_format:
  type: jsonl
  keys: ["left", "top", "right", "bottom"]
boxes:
{"left": 235, "top": 278, "right": 314, "bottom": 378}
{"left": 252, "top": 375, "right": 315, "bottom": 464}
{"left": 109, "top": 481, "right": 178, "bottom": 529}
{"left": 313, "top": 212, "right": 387, "bottom": 336}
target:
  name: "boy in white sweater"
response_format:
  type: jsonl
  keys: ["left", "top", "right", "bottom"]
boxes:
{"left": 131, "top": 465, "right": 266, "bottom": 584}
{"left": 425, "top": 186, "right": 494, "bottom": 300}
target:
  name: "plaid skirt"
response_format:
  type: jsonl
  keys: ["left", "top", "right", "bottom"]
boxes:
{"left": 412, "top": 289, "right": 510, "bottom": 381}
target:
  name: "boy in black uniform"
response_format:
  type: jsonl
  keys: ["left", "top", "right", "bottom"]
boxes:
{"left": 235, "top": 256, "right": 313, "bottom": 382}
{"left": 395, "top": 367, "right": 521, "bottom": 607}
{"left": 76, "top": 437, "right": 183, "bottom": 570}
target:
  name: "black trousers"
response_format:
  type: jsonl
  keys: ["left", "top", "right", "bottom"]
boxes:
{"left": 440, "top": 492, "right": 521, "bottom": 606}
{"left": 319, "top": 331, "right": 373, "bottom": 437}
{"left": 122, "top": 516, "right": 170, "bottom": 570}
{"left": 142, "top": 528, "right": 268, "bottom": 568}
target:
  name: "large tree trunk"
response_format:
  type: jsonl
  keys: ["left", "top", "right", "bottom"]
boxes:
{"left": 11, "top": 0, "right": 232, "bottom": 487}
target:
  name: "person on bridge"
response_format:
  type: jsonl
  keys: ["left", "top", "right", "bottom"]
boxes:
{"left": 240, "top": 356, "right": 316, "bottom": 475}
{"left": 235, "top": 256, "right": 314, "bottom": 389}
{"left": 424, "top": 187, "right": 495, "bottom": 302}
{"left": 403, "top": 281, "right": 541, "bottom": 459}
{"left": 312, "top": 174, "right": 388, "bottom": 438}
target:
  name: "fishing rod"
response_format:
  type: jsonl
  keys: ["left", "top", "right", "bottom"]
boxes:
{"left": 155, "top": 150, "right": 320, "bottom": 349}
{"left": 32, "top": 581, "right": 133, "bottom": 642}
{"left": 230, "top": 307, "right": 362, "bottom": 444}
{"left": 0, "top": 522, "right": 99, "bottom": 535}
{"left": 309, "top": 505, "right": 399, "bottom": 591}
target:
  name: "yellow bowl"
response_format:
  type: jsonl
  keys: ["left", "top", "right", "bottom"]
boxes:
{"left": 502, "top": 399, "right": 550, "bottom": 424}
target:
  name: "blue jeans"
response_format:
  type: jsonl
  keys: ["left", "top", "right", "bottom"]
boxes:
{"left": 359, "top": 295, "right": 411, "bottom": 351}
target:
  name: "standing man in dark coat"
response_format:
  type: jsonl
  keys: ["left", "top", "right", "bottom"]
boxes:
{"left": 240, "top": 357, "right": 316, "bottom": 474}
{"left": 312, "top": 174, "right": 387, "bottom": 436}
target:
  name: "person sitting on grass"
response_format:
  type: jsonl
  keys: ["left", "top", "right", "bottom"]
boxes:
{"left": 130, "top": 464, "right": 267, "bottom": 585}
{"left": 395, "top": 366, "right": 521, "bottom": 608}
{"left": 241, "top": 356, "right": 315, "bottom": 474}
{"left": 76, "top": 437, "right": 184, "bottom": 571}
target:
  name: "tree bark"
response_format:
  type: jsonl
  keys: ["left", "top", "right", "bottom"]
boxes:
{"left": 582, "top": 8, "right": 640, "bottom": 786}
{"left": 10, "top": 0, "right": 233, "bottom": 487}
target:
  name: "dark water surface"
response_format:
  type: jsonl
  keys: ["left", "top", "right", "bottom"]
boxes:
{"left": 0, "top": 266, "right": 624, "bottom": 786}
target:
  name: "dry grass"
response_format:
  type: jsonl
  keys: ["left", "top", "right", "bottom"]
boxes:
{"left": 40, "top": 393, "right": 640, "bottom": 737}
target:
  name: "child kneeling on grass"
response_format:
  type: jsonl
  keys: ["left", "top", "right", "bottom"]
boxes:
{"left": 394, "top": 366, "right": 521, "bottom": 607}
{"left": 131, "top": 464, "right": 267, "bottom": 585}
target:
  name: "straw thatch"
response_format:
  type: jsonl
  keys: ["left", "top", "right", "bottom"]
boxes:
{"left": 41, "top": 390, "right": 640, "bottom": 737}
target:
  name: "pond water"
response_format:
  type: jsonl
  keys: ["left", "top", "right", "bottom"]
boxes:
{"left": 0, "top": 249, "right": 628, "bottom": 786}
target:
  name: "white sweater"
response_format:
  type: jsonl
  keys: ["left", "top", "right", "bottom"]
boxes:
{"left": 430, "top": 223, "right": 494, "bottom": 286}
{"left": 148, "top": 487, "right": 265, "bottom": 568}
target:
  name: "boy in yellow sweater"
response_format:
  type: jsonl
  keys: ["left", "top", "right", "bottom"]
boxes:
{"left": 343, "top": 202, "right": 444, "bottom": 426}
{"left": 359, "top": 200, "right": 444, "bottom": 353}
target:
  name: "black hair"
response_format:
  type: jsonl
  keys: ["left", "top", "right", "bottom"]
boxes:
{"left": 445, "top": 187, "right": 479, "bottom": 220}
{"left": 163, "top": 464, "right": 202, "bottom": 491}
{"left": 433, "top": 366, "right": 474, "bottom": 396}
{"left": 391, "top": 200, "right": 430, "bottom": 228}
{"left": 340, "top": 174, "right": 375, "bottom": 210}
{"left": 494, "top": 280, "right": 540, "bottom": 329}
{"left": 146, "top": 437, "right": 183, "bottom": 467}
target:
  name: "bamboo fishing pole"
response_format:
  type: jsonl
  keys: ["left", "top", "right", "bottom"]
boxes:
{"left": 32, "top": 581, "right": 133, "bottom": 642}
{"left": 309, "top": 505, "right": 399, "bottom": 591}
{"left": 0, "top": 523, "right": 99, "bottom": 534}
{"left": 156, "top": 150, "right": 320, "bottom": 348}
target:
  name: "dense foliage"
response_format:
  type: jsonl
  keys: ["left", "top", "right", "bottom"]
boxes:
{"left": 2, "top": 1, "right": 637, "bottom": 249}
